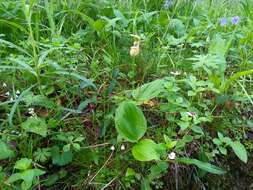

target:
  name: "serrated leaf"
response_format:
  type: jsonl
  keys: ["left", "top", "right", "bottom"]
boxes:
{"left": 0, "top": 141, "right": 15, "bottom": 160}
{"left": 132, "top": 139, "right": 161, "bottom": 161}
{"left": 115, "top": 101, "right": 147, "bottom": 142}
{"left": 23, "top": 93, "right": 56, "bottom": 109}
{"left": 231, "top": 141, "right": 248, "bottom": 163}
{"left": 14, "top": 158, "right": 32, "bottom": 170}
{"left": 51, "top": 146, "right": 73, "bottom": 166}
{"left": 21, "top": 117, "right": 48, "bottom": 137}
{"left": 149, "top": 161, "right": 168, "bottom": 179}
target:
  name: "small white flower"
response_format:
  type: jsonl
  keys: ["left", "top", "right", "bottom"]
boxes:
{"left": 5, "top": 91, "right": 10, "bottom": 96}
{"left": 120, "top": 144, "right": 125, "bottom": 150}
{"left": 16, "top": 90, "right": 20, "bottom": 95}
{"left": 168, "top": 152, "right": 176, "bottom": 160}
{"left": 110, "top": 145, "right": 115, "bottom": 151}
{"left": 28, "top": 108, "right": 36, "bottom": 116}
{"left": 2, "top": 83, "right": 7, "bottom": 88}
{"left": 170, "top": 71, "right": 181, "bottom": 76}
{"left": 10, "top": 97, "right": 13, "bottom": 101}
{"left": 28, "top": 108, "right": 34, "bottom": 112}
{"left": 186, "top": 112, "right": 196, "bottom": 118}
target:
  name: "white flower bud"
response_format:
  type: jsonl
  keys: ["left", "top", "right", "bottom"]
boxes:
{"left": 120, "top": 144, "right": 125, "bottom": 150}
{"left": 16, "top": 90, "right": 20, "bottom": 95}
{"left": 3, "top": 83, "right": 7, "bottom": 88}
{"left": 110, "top": 145, "right": 115, "bottom": 151}
{"left": 168, "top": 152, "right": 176, "bottom": 160}
{"left": 5, "top": 92, "right": 10, "bottom": 96}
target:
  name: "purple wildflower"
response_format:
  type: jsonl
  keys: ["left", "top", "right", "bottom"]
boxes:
{"left": 231, "top": 16, "right": 240, "bottom": 25}
{"left": 219, "top": 17, "right": 227, "bottom": 26}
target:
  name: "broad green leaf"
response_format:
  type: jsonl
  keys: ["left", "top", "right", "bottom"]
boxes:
{"left": 132, "top": 79, "right": 164, "bottom": 102}
{"left": 231, "top": 141, "right": 248, "bottom": 163}
{"left": 141, "top": 178, "right": 152, "bottom": 190}
{"left": 177, "top": 157, "right": 225, "bottom": 175}
{"left": 191, "top": 126, "right": 204, "bottom": 135}
{"left": 218, "top": 147, "right": 227, "bottom": 155}
{"left": 125, "top": 168, "right": 136, "bottom": 177}
{"left": 21, "top": 117, "right": 48, "bottom": 137}
{"left": 21, "top": 180, "right": 32, "bottom": 190}
{"left": 21, "top": 170, "right": 35, "bottom": 183}
{"left": 0, "top": 141, "right": 15, "bottom": 160}
{"left": 14, "top": 158, "right": 32, "bottom": 170}
{"left": 149, "top": 161, "right": 168, "bottom": 179}
{"left": 7, "top": 173, "right": 21, "bottom": 183}
{"left": 33, "top": 169, "right": 46, "bottom": 177}
{"left": 132, "top": 139, "right": 161, "bottom": 161}
{"left": 44, "top": 174, "right": 59, "bottom": 186}
{"left": 51, "top": 146, "right": 73, "bottom": 166}
{"left": 115, "top": 101, "right": 147, "bottom": 142}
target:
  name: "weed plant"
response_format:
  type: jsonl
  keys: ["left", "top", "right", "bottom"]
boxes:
{"left": 0, "top": 0, "right": 253, "bottom": 189}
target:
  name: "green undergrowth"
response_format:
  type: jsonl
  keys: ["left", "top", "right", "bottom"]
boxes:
{"left": 0, "top": 0, "right": 253, "bottom": 189}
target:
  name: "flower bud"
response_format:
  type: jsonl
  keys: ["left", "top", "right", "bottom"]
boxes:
{"left": 130, "top": 41, "right": 140, "bottom": 57}
{"left": 110, "top": 145, "right": 115, "bottom": 151}
{"left": 168, "top": 152, "right": 176, "bottom": 160}
{"left": 120, "top": 144, "right": 125, "bottom": 150}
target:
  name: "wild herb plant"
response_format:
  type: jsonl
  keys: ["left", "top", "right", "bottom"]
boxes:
{"left": 0, "top": 0, "right": 253, "bottom": 189}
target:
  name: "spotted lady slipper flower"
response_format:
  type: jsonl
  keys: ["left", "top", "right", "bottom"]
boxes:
{"left": 130, "top": 41, "right": 140, "bottom": 57}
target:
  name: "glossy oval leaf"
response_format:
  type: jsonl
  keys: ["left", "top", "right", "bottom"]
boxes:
{"left": 177, "top": 157, "right": 225, "bottom": 175}
{"left": 231, "top": 141, "right": 248, "bottom": 163}
{"left": 132, "top": 139, "right": 161, "bottom": 161}
{"left": 115, "top": 101, "right": 147, "bottom": 142}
